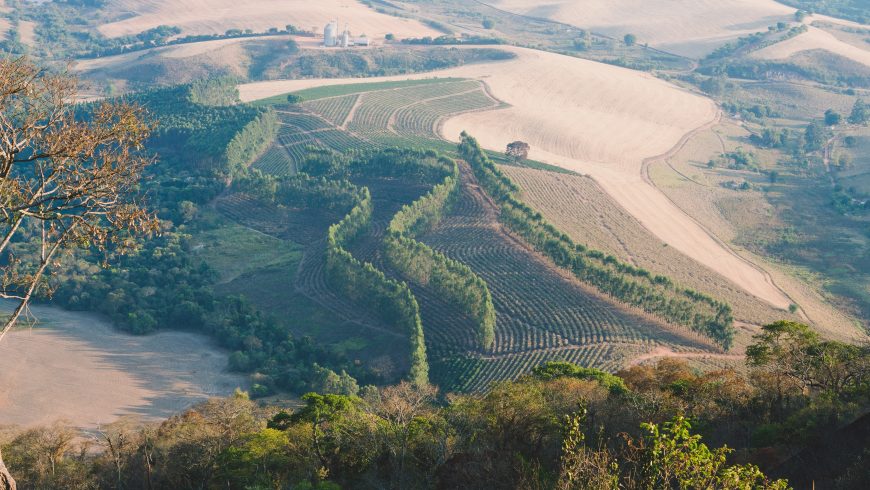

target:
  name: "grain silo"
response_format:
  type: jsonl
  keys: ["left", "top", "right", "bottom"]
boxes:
{"left": 324, "top": 21, "right": 338, "bottom": 47}
{"left": 341, "top": 25, "right": 351, "bottom": 48}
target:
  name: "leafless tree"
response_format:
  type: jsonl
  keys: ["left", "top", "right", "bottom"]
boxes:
{"left": 0, "top": 56, "right": 157, "bottom": 490}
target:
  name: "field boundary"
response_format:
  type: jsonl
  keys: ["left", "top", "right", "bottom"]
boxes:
{"left": 640, "top": 109, "right": 801, "bottom": 316}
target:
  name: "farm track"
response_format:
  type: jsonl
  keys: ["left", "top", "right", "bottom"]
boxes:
{"left": 642, "top": 110, "right": 800, "bottom": 317}
{"left": 420, "top": 162, "right": 719, "bottom": 391}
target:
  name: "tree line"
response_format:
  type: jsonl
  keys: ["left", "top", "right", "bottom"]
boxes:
{"left": 385, "top": 158, "right": 497, "bottom": 350}
{"left": 325, "top": 180, "right": 429, "bottom": 387}
{"left": 458, "top": 133, "right": 735, "bottom": 349}
{"left": 7, "top": 320, "right": 867, "bottom": 489}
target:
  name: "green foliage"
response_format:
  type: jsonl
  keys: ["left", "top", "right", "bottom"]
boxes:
{"left": 532, "top": 361, "right": 628, "bottom": 394}
{"left": 188, "top": 76, "right": 240, "bottom": 106}
{"left": 14, "top": 343, "right": 870, "bottom": 488}
{"left": 225, "top": 109, "right": 279, "bottom": 175}
{"left": 325, "top": 169, "right": 429, "bottom": 386}
{"left": 636, "top": 416, "right": 789, "bottom": 489}
{"left": 458, "top": 133, "right": 735, "bottom": 349}
{"left": 623, "top": 33, "right": 637, "bottom": 46}
{"left": 825, "top": 108, "right": 843, "bottom": 126}
{"left": 747, "top": 321, "right": 870, "bottom": 401}
{"left": 849, "top": 99, "right": 868, "bottom": 125}
{"left": 804, "top": 121, "right": 827, "bottom": 152}
{"left": 126, "top": 84, "right": 275, "bottom": 178}
{"left": 385, "top": 158, "right": 497, "bottom": 350}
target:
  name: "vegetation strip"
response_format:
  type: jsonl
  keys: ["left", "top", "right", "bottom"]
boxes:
{"left": 324, "top": 156, "right": 429, "bottom": 386}
{"left": 458, "top": 133, "right": 736, "bottom": 349}
{"left": 384, "top": 158, "right": 497, "bottom": 350}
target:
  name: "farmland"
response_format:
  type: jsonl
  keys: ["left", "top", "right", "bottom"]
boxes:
{"left": 96, "top": 0, "right": 439, "bottom": 40}
{"left": 239, "top": 46, "right": 793, "bottom": 314}
{"left": 485, "top": 0, "right": 795, "bottom": 57}
{"left": 249, "top": 78, "right": 500, "bottom": 175}
{"left": 225, "top": 133, "right": 730, "bottom": 391}
{"left": 419, "top": 162, "right": 719, "bottom": 391}
{"left": 502, "top": 165, "right": 793, "bottom": 330}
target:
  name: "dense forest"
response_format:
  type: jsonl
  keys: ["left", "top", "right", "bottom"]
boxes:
{"left": 3, "top": 320, "right": 868, "bottom": 489}
{"left": 458, "top": 133, "right": 736, "bottom": 348}
{"left": 31, "top": 82, "right": 372, "bottom": 395}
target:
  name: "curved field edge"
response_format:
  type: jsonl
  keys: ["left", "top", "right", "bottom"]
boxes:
{"left": 385, "top": 159, "right": 497, "bottom": 351}
{"left": 458, "top": 133, "right": 737, "bottom": 349}
{"left": 325, "top": 177, "right": 429, "bottom": 385}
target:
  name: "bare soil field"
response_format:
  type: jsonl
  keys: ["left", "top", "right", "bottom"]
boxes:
{"left": 752, "top": 26, "right": 870, "bottom": 68}
{"left": 98, "top": 0, "right": 439, "bottom": 40}
{"left": 485, "top": 0, "right": 795, "bottom": 58}
{"left": 17, "top": 20, "right": 35, "bottom": 46}
{"left": 0, "top": 304, "right": 245, "bottom": 430}
{"left": 239, "top": 45, "right": 793, "bottom": 310}
{"left": 74, "top": 35, "right": 291, "bottom": 73}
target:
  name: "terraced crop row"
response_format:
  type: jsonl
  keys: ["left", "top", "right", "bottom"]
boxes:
{"left": 394, "top": 90, "right": 499, "bottom": 138}
{"left": 418, "top": 162, "right": 713, "bottom": 390}
{"left": 277, "top": 112, "right": 333, "bottom": 132}
{"left": 502, "top": 165, "right": 787, "bottom": 326}
{"left": 303, "top": 94, "right": 359, "bottom": 126}
{"left": 336, "top": 80, "right": 494, "bottom": 141}
{"left": 251, "top": 146, "right": 296, "bottom": 176}
{"left": 432, "top": 343, "right": 649, "bottom": 393}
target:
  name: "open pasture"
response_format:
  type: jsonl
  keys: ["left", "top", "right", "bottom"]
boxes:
{"left": 647, "top": 120, "right": 866, "bottom": 342}
{"left": 752, "top": 26, "right": 870, "bottom": 68}
{"left": 98, "top": 0, "right": 438, "bottom": 40}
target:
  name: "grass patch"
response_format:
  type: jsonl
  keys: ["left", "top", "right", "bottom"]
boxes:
{"left": 191, "top": 222, "right": 302, "bottom": 283}
{"left": 251, "top": 77, "right": 468, "bottom": 106}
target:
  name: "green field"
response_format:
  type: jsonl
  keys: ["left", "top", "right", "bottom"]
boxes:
{"left": 251, "top": 78, "right": 470, "bottom": 106}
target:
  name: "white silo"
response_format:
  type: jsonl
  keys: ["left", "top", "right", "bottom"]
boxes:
{"left": 341, "top": 26, "right": 351, "bottom": 47}
{"left": 324, "top": 21, "right": 338, "bottom": 47}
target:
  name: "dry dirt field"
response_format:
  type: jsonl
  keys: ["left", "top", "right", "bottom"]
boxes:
{"left": 486, "top": 0, "right": 795, "bottom": 58}
{"left": 752, "top": 25, "right": 870, "bottom": 68}
{"left": 17, "top": 20, "right": 36, "bottom": 47}
{"left": 98, "top": 0, "right": 439, "bottom": 40}
{"left": 239, "top": 45, "right": 793, "bottom": 310}
{"left": 0, "top": 304, "right": 245, "bottom": 430}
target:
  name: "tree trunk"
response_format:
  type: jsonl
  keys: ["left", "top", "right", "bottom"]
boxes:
{"left": 0, "top": 449, "right": 16, "bottom": 490}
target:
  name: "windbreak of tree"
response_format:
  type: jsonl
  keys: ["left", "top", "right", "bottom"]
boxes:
{"left": 9, "top": 320, "right": 866, "bottom": 489}
{"left": 324, "top": 159, "right": 429, "bottom": 387}
{"left": 458, "top": 133, "right": 736, "bottom": 349}
{"left": 385, "top": 158, "right": 497, "bottom": 350}
{"left": 32, "top": 82, "right": 361, "bottom": 397}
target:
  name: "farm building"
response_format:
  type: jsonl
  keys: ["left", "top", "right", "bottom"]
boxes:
{"left": 323, "top": 20, "right": 370, "bottom": 47}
